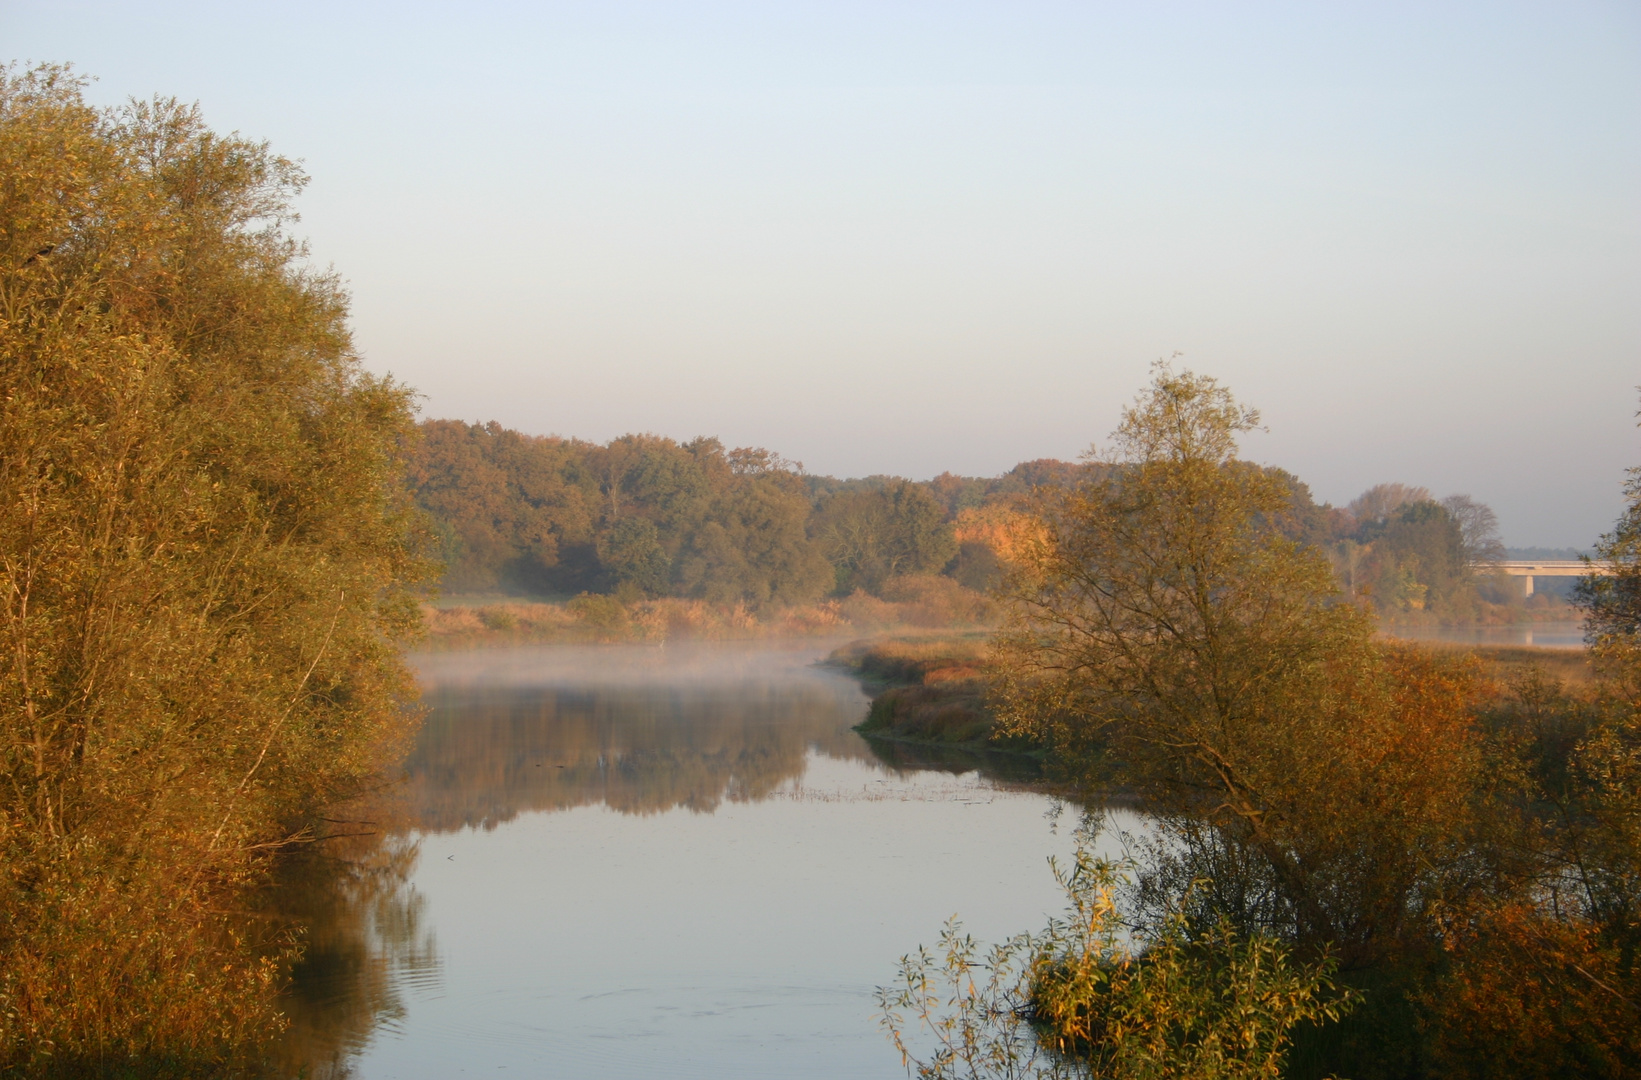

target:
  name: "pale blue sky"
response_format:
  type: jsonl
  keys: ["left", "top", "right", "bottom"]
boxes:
{"left": 7, "top": 1, "right": 1639, "bottom": 545}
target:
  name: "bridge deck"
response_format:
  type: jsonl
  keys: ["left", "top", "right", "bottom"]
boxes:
{"left": 1486, "top": 561, "right": 1611, "bottom": 577}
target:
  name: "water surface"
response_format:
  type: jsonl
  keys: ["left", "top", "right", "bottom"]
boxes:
{"left": 1383, "top": 621, "right": 1586, "bottom": 650}
{"left": 279, "top": 642, "right": 1123, "bottom": 1079}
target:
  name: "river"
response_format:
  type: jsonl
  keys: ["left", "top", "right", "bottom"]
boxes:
{"left": 274, "top": 641, "right": 1126, "bottom": 1079}
{"left": 1381, "top": 620, "right": 1586, "bottom": 649}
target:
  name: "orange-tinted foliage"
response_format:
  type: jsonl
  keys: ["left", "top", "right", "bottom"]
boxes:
{"left": 1422, "top": 902, "right": 1640, "bottom": 1079}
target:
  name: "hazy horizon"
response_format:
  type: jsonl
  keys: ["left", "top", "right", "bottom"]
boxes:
{"left": 7, "top": 1, "right": 1638, "bottom": 546}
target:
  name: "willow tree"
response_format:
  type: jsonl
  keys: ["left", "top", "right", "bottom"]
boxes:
{"left": 0, "top": 66, "right": 432, "bottom": 1068}
{"left": 992, "top": 366, "right": 1487, "bottom": 963}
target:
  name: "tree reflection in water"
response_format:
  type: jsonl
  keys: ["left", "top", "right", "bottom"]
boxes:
{"left": 858, "top": 736, "right": 1043, "bottom": 784}
{"left": 268, "top": 642, "right": 1038, "bottom": 1076}
{"left": 266, "top": 822, "right": 438, "bottom": 1079}
{"left": 405, "top": 679, "right": 874, "bottom": 828}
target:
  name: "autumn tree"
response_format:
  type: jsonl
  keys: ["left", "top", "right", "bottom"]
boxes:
{"left": 878, "top": 848, "right": 1355, "bottom": 1080}
{"left": 1351, "top": 499, "right": 1476, "bottom": 617}
{"left": 1441, "top": 493, "right": 1506, "bottom": 564}
{"left": 407, "top": 427, "right": 835, "bottom": 604}
{"left": 1562, "top": 408, "right": 1641, "bottom": 1026}
{"left": 1347, "top": 482, "right": 1432, "bottom": 527}
{"left": 408, "top": 420, "right": 595, "bottom": 592}
{"left": 0, "top": 67, "right": 432, "bottom": 1069}
{"left": 991, "top": 366, "right": 1489, "bottom": 964}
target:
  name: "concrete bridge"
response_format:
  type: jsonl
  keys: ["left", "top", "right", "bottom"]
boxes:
{"left": 1482, "top": 560, "right": 1614, "bottom": 598}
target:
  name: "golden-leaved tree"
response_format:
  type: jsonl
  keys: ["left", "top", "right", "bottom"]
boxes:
{"left": 991, "top": 366, "right": 1489, "bottom": 966}
{"left": 0, "top": 66, "right": 432, "bottom": 1070}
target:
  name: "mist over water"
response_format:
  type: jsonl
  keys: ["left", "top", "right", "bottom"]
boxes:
{"left": 278, "top": 641, "right": 1120, "bottom": 1079}
{"left": 406, "top": 642, "right": 878, "bottom": 828}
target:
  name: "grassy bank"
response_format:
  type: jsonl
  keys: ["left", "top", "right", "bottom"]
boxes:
{"left": 418, "top": 576, "right": 998, "bottom": 649}
{"left": 828, "top": 636, "right": 1033, "bottom": 751}
{"left": 828, "top": 635, "right": 1595, "bottom": 755}
{"left": 1451, "top": 641, "right": 1594, "bottom": 684}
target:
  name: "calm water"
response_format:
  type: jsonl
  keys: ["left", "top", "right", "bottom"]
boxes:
{"left": 1383, "top": 621, "right": 1587, "bottom": 650}
{"left": 277, "top": 642, "right": 1127, "bottom": 1079}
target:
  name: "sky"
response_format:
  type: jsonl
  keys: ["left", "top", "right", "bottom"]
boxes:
{"left": 6, "top": 1, "right": 1639, "bottom": 547}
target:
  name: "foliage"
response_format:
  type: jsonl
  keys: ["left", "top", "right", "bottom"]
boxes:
{"left": 565, "top": 592, "right": 633, "bottom": 639}
{"left": 0, "top": 66, "right": 431, "bottom": 1068}
{"left": 1565, "top": 399, "right": 1641, "bottom": 953}
{"left": 878, "top": 847, "right": 1354, "bottom": 1080}
{"left": 875, "top": 574, "right": 1000, "bottom": 627}
{"left": 991, "top": 368, "right": 1366, "bottom": 774}
{"left": 840, "top": 636, "right": 998, "bottom": 745}
{"left": 834, "top": 636, "right": 991, "bottom": 688}
{"left": 597, "top": 516, "right": 671, "bottom": 596}
{"left": 1411, "top": 648, "right": 1641, "bottom": 1080}
{"left": 408, "top": 420, "right": 595, "bottom": 593}
{"left": 406, "top": 422, "right": 1103, "bottom": 606}
{"left": 976, "top": 366, "right": 1641, "bottom": 1076}
{"left": 812, "top": 480, "right": 958, "bottom": 595}
{"left": 989, "top": 366, "right": 1485, "bottom": 955}
{"left": 407, "top": 424, "right": 835, "bottom": 604}
{"left": 673, "top": 453, "right": 834, "bottom": 605}
{"left": 1419, "top": 901, "right": 1640, "bottom": 1079}
{"left": 1355, "top": 500, "right": 1473, "bottom": 617}
{"left": 1577, "top": 443, "right": 1641, "bottom": 686}
{"left": 1440, "top": 494, "right": 1506, "bottom": 564}
{"left": 1419, "top": 403, "right": 1641, "bottom": 1076}
{"left": 1305, "top": 483, "right": 1514, "bottom": 622}
{"left": 1347, "top": 483, "right": 1432, "bottom": 527}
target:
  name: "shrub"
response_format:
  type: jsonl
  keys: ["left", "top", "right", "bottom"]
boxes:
{"left": 878, "top": 847, "right": 1355, "bottom": 1080}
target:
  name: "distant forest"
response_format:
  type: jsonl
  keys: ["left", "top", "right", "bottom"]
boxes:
{"left": 409, "top": 420, "right": 1542, "bottom": 622}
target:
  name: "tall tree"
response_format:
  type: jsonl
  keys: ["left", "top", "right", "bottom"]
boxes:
{"left": 1441, "top": 493, "right": 1506, "bottom": 564}
{"left": 0, "top": 67, "right": 432, "bottom": 1066}
{"left": 1347, "top": 482, "right": 1431, "bottom": 527}
{"left": 993, "top": 366, "right": 1485, "bottom": 960}
{"left": 1364, "top": 501, "right": 1473, "bottom": 615}
{"left": 408, "top": 420, "right": 595, "bottom": 592}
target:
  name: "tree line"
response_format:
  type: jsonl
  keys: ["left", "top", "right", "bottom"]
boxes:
{"left": 408, "top": 420, "right": 1516, "bottom": 624}
{"left": 408, "top": 419, "right": 1068, "bottom": 602}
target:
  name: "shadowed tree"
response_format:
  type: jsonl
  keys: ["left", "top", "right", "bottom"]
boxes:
{"left": 674, "top": 448, "right": 833, "bottom": 605}
{"left": 812, "top": 480, "right": 957, "bottom": 595}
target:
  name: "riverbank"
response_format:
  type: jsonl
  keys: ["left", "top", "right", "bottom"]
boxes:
{"left": 828, "top": 637, "right": 1038, "bottom": 753}
{"left": 830, "top": 633, "right": 1596, "bottom": 752}
{"left": 418, "top": 577, "right": 997, "bottom": 649}
{"left": 1428, "top": 640, "right": 1595, "bottom": 684}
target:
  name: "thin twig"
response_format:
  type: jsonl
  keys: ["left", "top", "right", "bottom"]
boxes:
{"left": 196, "top": 591, "right": 346, "bottom": 874}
